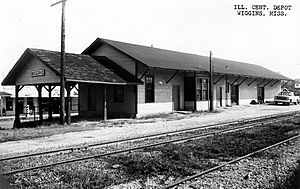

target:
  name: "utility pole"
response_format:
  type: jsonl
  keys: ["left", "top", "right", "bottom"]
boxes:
{"left": 51, "top": 0, "right": 67, "bottom": 125}
{"left": 209, "top": 51, "right": 214, "bottom": 112}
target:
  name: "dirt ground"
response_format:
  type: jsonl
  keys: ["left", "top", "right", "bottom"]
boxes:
{"left": 0, "top": 104, "right": 299, "bottom": 156}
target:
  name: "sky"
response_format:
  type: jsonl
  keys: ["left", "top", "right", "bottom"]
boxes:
{"left": 0, "top": 0, "right": 299, "bottom": 81}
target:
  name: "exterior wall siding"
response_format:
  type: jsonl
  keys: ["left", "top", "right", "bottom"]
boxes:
{"left": 137, "top": 102, "right": 172, "bottom": 117}
{"left": 136, "top": 69, "right": 184, "bottom": 117}
{"left": 214, "top": 77, "right": 226, "bottom": 108}
{"left": 15, "top": 57, "right": 60, "bottom": 85}
{"left": 79, "top": 83, "right": 136, "bottom": 118}
{"left": 107, "top": 85, "right": 136, "bottom": 118}
{"left": 136, "top": 71, "right": 283, "bottom": 116}
{"left": 86, "top": 44, "right": 284, "bottom": 117}
{"left": 264, "top": 81, "right": 281, "bottom": 101}
{"left": 224, "top": 77, "right": 282, "bottom": 105}
{"left": 92, "top": 44, "right": 136, "bottom": 75}
{"left": 196, "top": 101, "right": 209, "bottom": 111}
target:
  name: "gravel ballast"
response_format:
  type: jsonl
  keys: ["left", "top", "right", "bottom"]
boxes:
{"left": 106, "top": 137, "right": 300, "bottom": 189}
{"left": 1, "top": 105, "right": 299, "bottom": 156}
{"left": 2, "top": 116, "right": 300, "bottom": 188}
{"left": 177, "top": 139, "right": 300, "bottom": 189}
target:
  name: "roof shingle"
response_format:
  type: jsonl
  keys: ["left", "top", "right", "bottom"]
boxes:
{"left": 2, "top": 48, "right": 142, "bottom": 85}
{"left": 87, "top": 38, "right": 290, "bottom": 80}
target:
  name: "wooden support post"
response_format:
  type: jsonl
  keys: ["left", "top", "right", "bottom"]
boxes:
{"left": 37, "top": 85, "right": 43, "bottom": 122}
{"left": 66, "top": 84, "right": 72, "bottom": 125}
{"left": 13, "top": 85, "right": 21, "bottom": 128}
{"left": 75, "top": 84, "right": 80, "bottom": 116}
{"left": 225, "top": 74, "right": 228, "bottom": 106}
{"left": 103, "top": 85, "right": 107, "bottom": 121}
{"left": 209, "top": 51, "right": 214, "bottom": 112}
{"left": 0, "top": 97, "right": 2, "bottom": 118}
{"left": 48, "top": 85, "right": 53, "bottom": 120}
{"left": 134, "top": 85, "right": 138, "bottom": 118}
{"left": 194, "top": 71, "right": 197, "bottom": 111}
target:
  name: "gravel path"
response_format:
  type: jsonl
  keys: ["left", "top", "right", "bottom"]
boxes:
{"left": 0, "top": 104, "right": 299, "bottom": 156}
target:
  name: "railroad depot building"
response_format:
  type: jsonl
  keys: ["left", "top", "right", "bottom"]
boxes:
{"left": 2, "top": 38, "right": 291, "bottom": 121}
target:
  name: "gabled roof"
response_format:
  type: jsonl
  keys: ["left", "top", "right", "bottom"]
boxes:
{"left": 2, "top": 48, "right": 143, "bottom": 86}
{"left": 83, "top": 38, "right": 291, "bottom": 80}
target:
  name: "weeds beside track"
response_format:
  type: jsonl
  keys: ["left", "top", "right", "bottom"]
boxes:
{"left": 1, "top": 111, "right": 300, "bottom": 188}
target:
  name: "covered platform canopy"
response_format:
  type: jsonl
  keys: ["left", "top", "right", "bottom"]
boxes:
{"left": 2, "top": 48, "right": 142, "bottom": 128}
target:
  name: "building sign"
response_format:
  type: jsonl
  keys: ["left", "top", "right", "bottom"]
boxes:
{"left": 32, "top": 69, "right": 45, "bottom": 77}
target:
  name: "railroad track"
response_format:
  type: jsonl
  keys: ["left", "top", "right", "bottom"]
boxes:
{"left": 161, "top": 134, "right": 300, "bottom": 189}
{"left": 1, "top": 110, "right": 299, "bottom": 176}
{"left": 1, "top": 110, "right": 298, "bottom": 162}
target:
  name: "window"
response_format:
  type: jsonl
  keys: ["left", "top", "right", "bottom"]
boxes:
{"left": 6, "top": 97, "right": 13, "bottom": 111}
{"left": 114, "top": 86, "right": 124, "bottom": 103}
{"left": 87, "top": 86, "right": 96, "bottom": 111}
{"left": 145, "top": 75, "right": 154, "bottom": 103}
{"left": 196, "top": 78, "right": 208, "bottom": 101}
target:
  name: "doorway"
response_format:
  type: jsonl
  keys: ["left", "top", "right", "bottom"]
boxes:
{"left": 231, "top": 85, "right": 239, "bottom": 105}
{"left": 172, "top": 85, "right": 180, "bottom": 110}
{"left": 257, "top": 87, "right": 265, "bottom": 103}
{"left": 219, "top": 87, "right": 223, "bottom": 107}
{"left": 216, "top": 86, "right": 223, "bottom": 107}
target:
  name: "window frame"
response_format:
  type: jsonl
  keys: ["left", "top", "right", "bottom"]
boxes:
{"left": 196, "top": 78, "right": 209, "bottom": 101}
{"left": 145, "top": 75, "right": 155, "bottom": 103}
{"left": 6, "top": 97, "right": 13, "bottom": 111}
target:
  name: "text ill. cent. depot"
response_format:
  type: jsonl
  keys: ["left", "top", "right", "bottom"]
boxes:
{"left": 234, "top": 4, "right": 292, "bottom": 16}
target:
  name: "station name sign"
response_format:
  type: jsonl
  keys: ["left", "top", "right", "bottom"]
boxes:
{"left": 32, "top": 69, "right": 45, "bottom": 77}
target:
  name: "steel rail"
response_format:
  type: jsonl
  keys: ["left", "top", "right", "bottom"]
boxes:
{"left": 0, "top": 121, "right": 236, "bottom": 162}
{"left": 1, "top": 111, "right": 298, "bottom": 162}
{"left": 161, "top": 134, "right": 300, "bottom": 189}
{"left": 1, "top": 118, "right": 288, "bottom": 175}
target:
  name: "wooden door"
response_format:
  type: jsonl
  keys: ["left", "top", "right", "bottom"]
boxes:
{"left": 257, "top": 87, "right": 265, "bottom": 103}
{"left": 231, "top": 85, "right": 239, "bottom": 105}
{"left": 172, "top": 86, "right": 180, "bottom": 110}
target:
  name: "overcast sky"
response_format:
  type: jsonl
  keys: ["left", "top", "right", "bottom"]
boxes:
{"left": 0, "top": 0, "right": 299, "bottom": 80}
